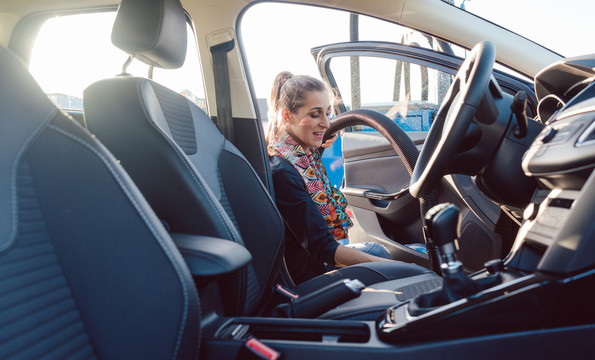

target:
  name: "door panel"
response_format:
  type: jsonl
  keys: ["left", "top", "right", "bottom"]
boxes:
{"left": 341, "top": 132, "right": 428, "bottom": 265}
{"left": 342, "top": 133, "right": 416, "bottom": 221}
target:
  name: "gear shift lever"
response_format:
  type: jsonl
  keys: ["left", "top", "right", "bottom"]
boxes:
{"left": 409, "top": 204, "right": 481, "bottom": 315}
{"left": 426, "top": 203, "right": 463, "bottom": 277}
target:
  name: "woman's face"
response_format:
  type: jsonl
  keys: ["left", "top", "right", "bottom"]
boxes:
{"left": 284, "top": 90, "right": 332, "bottom": 149}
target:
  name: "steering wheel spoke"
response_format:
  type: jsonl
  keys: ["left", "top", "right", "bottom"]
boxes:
{"left": 410, "top": 41, "right": 497, "bottom": 198}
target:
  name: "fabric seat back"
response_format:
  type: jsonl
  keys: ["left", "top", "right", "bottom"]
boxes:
{"left": 84, "top": 0, "right": 285, "bottom": 316}
{"left": 0, "top": 45, "right": 200, "bottom": 359}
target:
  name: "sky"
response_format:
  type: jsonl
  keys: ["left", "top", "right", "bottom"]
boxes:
{"left": 28, "top": 0, "right": 595, "bottom": 105}
{"left": 460, "top": 0, "right": 595, "bottom": 57}
{"left": 240, "top": 0, "right": 595, "bottom": 99}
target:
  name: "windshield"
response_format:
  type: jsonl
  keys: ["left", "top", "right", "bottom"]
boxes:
{"left": 450, "top": 0, "right": 595, "bottom": 57}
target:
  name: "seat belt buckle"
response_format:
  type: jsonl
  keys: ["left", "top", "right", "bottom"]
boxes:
{"left": 237, "top": 337, "right": 281, "bottom": 360}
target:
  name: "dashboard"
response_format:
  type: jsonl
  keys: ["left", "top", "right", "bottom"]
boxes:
{"left": 518, "top": 55, "right": 595, "bottom": 273}
{"left": 524, "top": 83, "right": 595, "bottom": 187}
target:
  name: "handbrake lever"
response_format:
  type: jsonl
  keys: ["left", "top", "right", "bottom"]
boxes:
{"left": 273, "top": 279, "right": 365, "bottom": 318}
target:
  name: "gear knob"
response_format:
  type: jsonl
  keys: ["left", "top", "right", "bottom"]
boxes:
{"left": 417, "top": 203, "right": 482, "bottom": 305}
{"left": 425, "top": 203, "right": 461, "bottom": 269}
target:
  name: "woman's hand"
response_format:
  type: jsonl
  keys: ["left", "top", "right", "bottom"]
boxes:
{"left": 321, "top": 133, "right": 339, "bottom": 148}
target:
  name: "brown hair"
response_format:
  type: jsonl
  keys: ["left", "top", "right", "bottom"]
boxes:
{"left": 266, "top": 71, "right": 332, "bottom": 142}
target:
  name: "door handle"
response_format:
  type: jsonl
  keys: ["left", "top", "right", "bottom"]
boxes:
{"left": 363, "top": 188, "right": 409, "bottom": 201}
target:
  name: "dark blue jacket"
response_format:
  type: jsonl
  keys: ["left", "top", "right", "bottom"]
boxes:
{"left": 270, "top": 155, "right": 339, "bottom": 284}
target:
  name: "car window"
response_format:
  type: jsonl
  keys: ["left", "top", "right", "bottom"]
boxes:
{"left": 328, "top": 55, "right": 452, "bottom": 134}
{"left": 241, "top": 2, "right": 464, "bottom": 186}
{"left": 29, "top": 11, "right": 206, "bottom": 112}
{"left": 240, "top": 2, "right": 461, "bottom": 126}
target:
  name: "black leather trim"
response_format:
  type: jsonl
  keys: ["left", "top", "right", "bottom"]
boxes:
{"left": 33, "top": 114, "right": 200, "bottom": 359}
{"left": 172, "top": 233, "right": 252, "bottom": 277}
{"left": 84, "top": 77, "right": 254, "bottom": 317}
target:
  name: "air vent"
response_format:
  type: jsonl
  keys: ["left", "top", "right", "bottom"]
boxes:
{"left": 576, "top": 118, "right": 595, "bottom": 146}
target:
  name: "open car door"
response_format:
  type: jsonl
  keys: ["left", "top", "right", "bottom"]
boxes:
{"left": 314, "top": 41, "right": 537, "bottom": 271}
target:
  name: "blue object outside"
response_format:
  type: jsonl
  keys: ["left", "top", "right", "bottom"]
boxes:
{"left": 320, "top": 135, "right": 345, "bottom": 189}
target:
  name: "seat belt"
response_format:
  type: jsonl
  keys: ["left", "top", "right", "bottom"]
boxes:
{"left": 210, "top": 39, "right": 235, "bottom": 143}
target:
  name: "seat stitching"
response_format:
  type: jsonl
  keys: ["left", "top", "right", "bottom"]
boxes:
{"left": 137, "top": 80, "right": 242, "bottom": 244}
{"left": 222, "top": 148, "right": 279, "bottom": 210}
{"left": 3, "top": 107, "right": 58, "bottom": 253}
{"left": 341, "top": 265, "right": 391, "bottom": 282}
{"left": 138, "top": 81, "right": 246, "bottom": 318}
{"left": 47, "top": 124, "right": 192, "bottom": 360}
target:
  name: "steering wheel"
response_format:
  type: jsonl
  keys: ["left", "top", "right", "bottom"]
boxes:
{"left": 322, "top": 109, "right": 440, "bottom": 270}
{"left": 409, "top": 41, "right": 496, "bottom": 198}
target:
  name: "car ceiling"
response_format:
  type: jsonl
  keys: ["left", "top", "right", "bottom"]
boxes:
{"left": 2, "top": 0, "right": 560, "bottom": 76}
{"left": 1, "top": 0, "right": 561, "bottom": 119}
{"left": 0, "top": 0, "right": 115, "bottom": 15}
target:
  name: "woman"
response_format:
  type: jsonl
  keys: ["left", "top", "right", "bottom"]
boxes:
{"left": 267, "top": 71, "right": 391, "bottom": 284}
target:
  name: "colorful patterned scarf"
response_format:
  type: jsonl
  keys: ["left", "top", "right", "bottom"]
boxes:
{"left": 268, "top": 132, "right": 352, "bottom": 241}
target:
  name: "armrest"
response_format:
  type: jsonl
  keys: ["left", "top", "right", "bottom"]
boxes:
{"left": 171, "top": 233, "right": 252, "bottom": 277}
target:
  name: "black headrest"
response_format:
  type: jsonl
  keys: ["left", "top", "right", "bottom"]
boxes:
{"left": 112, "top": 0, "right": 187, "bottom": 69}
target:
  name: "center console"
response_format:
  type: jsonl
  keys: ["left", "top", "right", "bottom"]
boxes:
{"left": 200, "top": 168, "right": 595, "bottom": 357}
{"left": 200, "top": 194, "right": 594, "bottom": 359}
{"left": 374, "top": 87, "right": 595, "bottom": 345}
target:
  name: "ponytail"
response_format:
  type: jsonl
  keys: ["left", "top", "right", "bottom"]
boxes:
{"left": 266, "top": 71, "right": 331, "bottom": 143}
{"left": 269, "top": 71, "right": 293, "bottom": 116}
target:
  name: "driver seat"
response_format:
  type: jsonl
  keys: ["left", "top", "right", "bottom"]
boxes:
{"left": 0, "top": 44, "right": 200, "bottom": 359}
{"left": 83, "top": 0, "right": 442, "bottom": 320}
